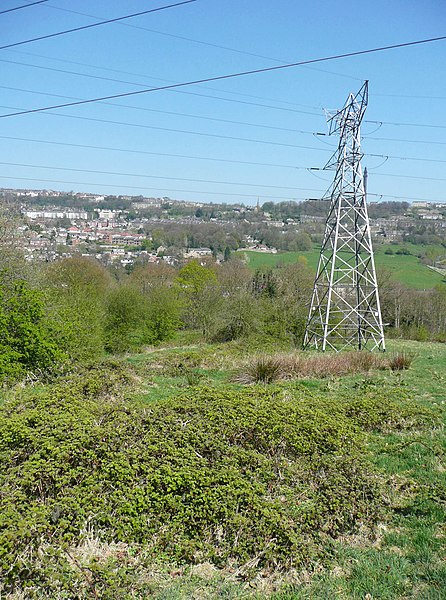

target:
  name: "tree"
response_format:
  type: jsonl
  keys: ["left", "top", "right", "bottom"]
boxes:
{"left": 144, "top": 287, "right": 182, "bottom": 345}
{"left": 175, "top": 261, "right": 220, "bottom": 336}
{"left": 129, "top": 262, "right": 176, "bottom": 292}
{"left": 0, "top": 273, "right": 62, "bottom": 382}
{"left": 104, "top": 285, "right": 147, "bottom": 353}
{"left": 42, "top": 257, "right": 112, "bottom": 361}
{"left": 214, "top": 289, "right": 260, "bottom": 341}
{"left": 216, "top": 259, "right": 251, "bottom": 296}
{"left": 175, "top": 260, "right": 217, "bottom": 295}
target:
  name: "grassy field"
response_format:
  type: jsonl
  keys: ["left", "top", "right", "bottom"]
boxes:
{"left": 238, "top": 244, "right": 446, "bottom": 289}
{"left": 2, "top": 333, "right": 444, "bottom": 598}
{"left": 129, "top": 338, "right": 446, "bottom": 599}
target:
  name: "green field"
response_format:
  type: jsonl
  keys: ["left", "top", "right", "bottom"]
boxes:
{"left": 238, "top": 244, "right": 446, "bottom": 289}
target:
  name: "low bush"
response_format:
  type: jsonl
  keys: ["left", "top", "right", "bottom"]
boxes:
{"left": 0, "top": 367, "right": 391, "bottom": 596}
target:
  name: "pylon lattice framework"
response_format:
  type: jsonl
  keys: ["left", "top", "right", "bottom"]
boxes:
{"left": 303, "top": 81, "right": 385, "bottom": 352}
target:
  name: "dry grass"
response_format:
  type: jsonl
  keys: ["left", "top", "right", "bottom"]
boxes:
{"left": 388, "top": 351, "right": 415, "bottom": 371}
{"left": 235, "top": 350, "right": 390, "bottom": 383}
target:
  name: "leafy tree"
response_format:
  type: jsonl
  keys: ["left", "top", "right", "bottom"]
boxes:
{"left": 42, "top": 257, "right": 112, "bottom": 361}
{"left": 104, "top": 285, "right": 147, "bottom": 353}
{"left": 252, "top": 268, "right": 277, "bottom": 298}
{"left": 104, "top": 285, "right": 182, "bottom": 352}
{"left": 214, "top": 289, "right": 260, "bottom": 341}
{"left": 129, "top": 262, "right": 176, "bottom": 292}
{"left": 175, "top": 260, "right": 217, "bottom": 294}
{"left": 175, "top": 261, "right": 220, "bottom": 335}
{"left": 0, "top": 273, "right": 62, "bottom": 382}
{"left": 216, "top": 259, "right": 251, "bottom": 296}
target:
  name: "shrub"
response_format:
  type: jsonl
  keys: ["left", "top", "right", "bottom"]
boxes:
{"left": 43, "top": 258, "right": 110, "bottom": 362}
{"left": 143, "top": 286, "right": 182, "bottom": 345}
{"left": 0, "top": 372, "right": 389, "bottom": 595}
{"left": 213, "top": 291, "right": 260, "bottom": 342}
{"left": 104, "top": 285, "right": 147, "bottom": 353}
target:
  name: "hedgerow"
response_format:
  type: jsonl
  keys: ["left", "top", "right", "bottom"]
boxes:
{"left": 0, "top": 364, "right": 421, "bottom": 597}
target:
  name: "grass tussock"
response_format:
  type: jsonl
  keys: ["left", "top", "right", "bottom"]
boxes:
{"left": 235, "top": 355, "right": 283, "bottom": 384}
{"left": 388, "top": 351, "right": 415, "bottom": 371}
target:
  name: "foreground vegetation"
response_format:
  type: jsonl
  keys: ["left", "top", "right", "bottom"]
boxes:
{"left": 0, "top": 240, "right": 444, "bottom": 597}
{"left": 0, "top": 337, "right": 444, "bottom": 598}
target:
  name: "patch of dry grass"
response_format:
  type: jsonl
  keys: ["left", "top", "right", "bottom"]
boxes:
{"left": 235, "top": 350, "right": 389, "bottom": 383}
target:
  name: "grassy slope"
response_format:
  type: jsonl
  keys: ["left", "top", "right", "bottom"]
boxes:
{"left": 237, "top": 245, "right": 446, "bottom": 289}
{"left": 125, "top": 338, "right": 446, "bottom": 598}
{"left": 1, "top": 337, "right": 444, "bottom": 598}
{"left": 126, "top": 338, "right": 446, "bottom": 599}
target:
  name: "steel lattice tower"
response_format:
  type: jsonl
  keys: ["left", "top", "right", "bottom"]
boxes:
{"left": 303, "top": 81, "right": 385, "bottom": 352}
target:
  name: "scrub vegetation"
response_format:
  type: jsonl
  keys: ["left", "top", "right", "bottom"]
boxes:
{"left": 0, "top": 251, "right": 445, "bottom": 598}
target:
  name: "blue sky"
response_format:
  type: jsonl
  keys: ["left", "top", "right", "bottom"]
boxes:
{"left": 1, "top": 0, "right": 445, "bottom": 205}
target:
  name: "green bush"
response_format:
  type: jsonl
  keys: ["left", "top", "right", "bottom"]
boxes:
{"left": 144, "top": 286, "right": 182, "bottom": 345}
{"left": 0, "top": 369, "right": 388, "bottom": 595}
{"left": 104, "top": 285, "right": 148, "bottom": 353}
{"left": 105, "top": 285, "right": 181, "bottom": 353}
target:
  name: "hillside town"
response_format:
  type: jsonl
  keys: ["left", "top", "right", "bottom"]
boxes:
{"left": 2, "top": 187, "right": 445, "bottom": 269}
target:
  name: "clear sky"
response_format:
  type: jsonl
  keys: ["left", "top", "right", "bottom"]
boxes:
{"left": 0, "top": 0, "right": 445, "bottom": 205}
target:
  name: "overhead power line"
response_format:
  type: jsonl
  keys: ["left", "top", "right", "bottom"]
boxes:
{"left": 373, "top": 92, "right": 446, "bottom": 100}
{"left": 0, "top": 134, "right": 311, "bottom": 170}
{"left": 7, "top": 49, "right": 322, "bottom": 111}
{"left": 366, "top": 119, "right": 446, "bottom": 130}
{"left": 0, "top": 1, "right": 47, "bottom": 15}
{"left": 2, "top": 34, "right": 446, "bottom": 119}
{"left": 3, "top": 84, "right": 446, "bottom": 147}
{"left": 2, "top": 174, "right": 443, "bottom": 204}
{"left": 368, "top": 152, "right": 446, "bottom": 164}
{"left": 44, "top": 1, "right": 362, "bottom": 83}
{"left": 9, "top": 49, "right": 446, "bottom": 111}
{"left": 0, "top": 59, "right": 321, "bottom": 116}
{"left": 365, "top": 135, "right": 446, "bottom": 146}
{"left": 0, "top": 0, "right": 197, "bottom": 51}
{"left": 0, "top": 88, "right": 318, "bottom": 134}
{"left": 4, "top": 103, "right": 446, "bottom": 165}
{"left": 372, "top": 171, "right": 446, "bottom": 183}
{"left": 3, "top": 160, "right": 445, "bottom": 188}
{"left": 2, "top": 131, "right": 445, "bottom": 173}
{"left": 0, "top": 104, "right": 327, "bottom": 151}
{"left": 0, "top": 175, "right": 315, "bottom": 201}
{"left": 0, "top": 161, "right": 323, "bottom": 192}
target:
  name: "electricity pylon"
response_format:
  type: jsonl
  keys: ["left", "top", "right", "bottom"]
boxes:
{"left": 303, "top": 81, "right": 385, "bottom": 352}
